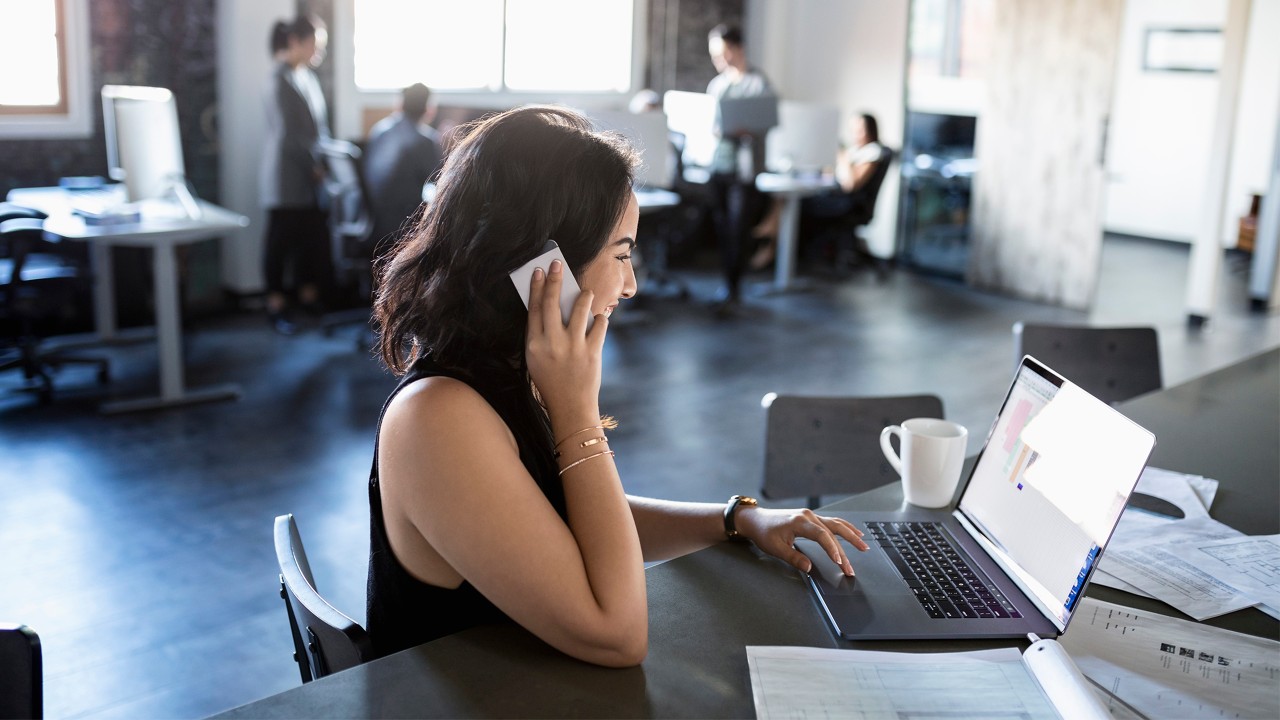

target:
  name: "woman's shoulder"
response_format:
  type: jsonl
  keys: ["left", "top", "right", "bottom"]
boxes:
{"left": 389, "top": 375, "right": 492, "bottom": 424}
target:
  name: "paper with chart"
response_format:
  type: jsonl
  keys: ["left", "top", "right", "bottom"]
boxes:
{"left": 1101, "top": 517, "right": 1256, "bottom": 620}
{"left": 1183, "top": 535, "right": 1280, "bottom": 615}
{"left": 1092, "top": 467, "right": 1218, "bottom": 597}
{"left": 747, "top": 645, "right": 1061, "bottom": 719}
{"left": 1059, "top": 598, "right": 1280, "bottom": 719}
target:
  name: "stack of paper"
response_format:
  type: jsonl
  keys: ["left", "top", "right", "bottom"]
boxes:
{"left": 1094, "top": 467, "right": 1280, "bottom": 620}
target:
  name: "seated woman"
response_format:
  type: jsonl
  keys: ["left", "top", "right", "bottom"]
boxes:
{"left": 750, "top": 113, "right": 887, "bottom": 270}
{"left": 368, "top": 106, "right": 867, "bottom": 667}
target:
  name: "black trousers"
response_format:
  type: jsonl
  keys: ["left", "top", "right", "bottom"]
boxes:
{"left": 263, "top": 206, "right": 330, "bottom": 297}
{"left": 708, "top": 173, "right": 765, "bottom": 300}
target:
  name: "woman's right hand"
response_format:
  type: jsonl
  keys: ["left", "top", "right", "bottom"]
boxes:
{"left": 525, "top": 260, "right": 607, "bottom": 428}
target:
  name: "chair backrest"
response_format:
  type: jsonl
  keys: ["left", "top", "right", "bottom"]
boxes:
{"left": 850, "top": 148, "right": 894, "bottom": 226}
{"left": 1013, "top": 322, "right": 1162, "bottom": 405}
{"left": 761, "top": 393, "right": 945, "bottom": 507}
{"left": 274, "top": 514, "right": 374, "bottom": 684}
{"left": 317, "top": 139, "right": 376, "bottom": 282}
{"left": 0, "top": 623, "right": 42, "bottom": 719}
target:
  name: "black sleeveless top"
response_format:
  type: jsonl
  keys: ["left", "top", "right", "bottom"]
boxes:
{"left": 365, "top": 355, "right": 567, "bottom": 658}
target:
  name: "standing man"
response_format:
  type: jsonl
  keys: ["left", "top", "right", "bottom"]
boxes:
{"left": 706, "top": 23, "right": 773, "bottom": 314}
{"left": 364, "top": 83, "right": 444, "bottom": 250}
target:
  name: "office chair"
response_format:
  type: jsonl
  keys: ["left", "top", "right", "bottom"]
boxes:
{"left": 1, "top": 218, "right": 109, "bottom": 403}
{"left": 274, "top": 514, "right": 374, "bottom": 684}
{"left": 1013, "top": 322, "right": 1162, "bottom": 405}
{"left": 0, "top": 623, "right": 42, "bottom": 719}
{"left": 761, "top": 392, "right": 945, "bottom": 508}
{"left": 316, "top": 138, "right": 377, "bottom": 349}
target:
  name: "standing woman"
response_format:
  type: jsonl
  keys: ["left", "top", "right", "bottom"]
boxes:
{"left": 367, "top": 106, "right": 867, "bottom": 666}
{"left": 259, "top": 16, "right": 330, "bottom": 335}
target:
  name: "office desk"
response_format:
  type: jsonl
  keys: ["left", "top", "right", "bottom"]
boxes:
{"left": 213, "top": 348, "right": 1279, "bottom": 719}
{"left": 7, "top": 187, "right": 249, "bottom": 413}
{"left": 755, "top": 172, "right": 837, "bottom": 292}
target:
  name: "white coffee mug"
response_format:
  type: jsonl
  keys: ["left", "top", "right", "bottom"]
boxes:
{"left": 879, "top": 418, "right": 968, "bottom": 508}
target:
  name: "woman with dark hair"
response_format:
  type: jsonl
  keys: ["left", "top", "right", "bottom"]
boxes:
{"left": 259, "top": 15, "right": 330, "bottom": 334}
{"left": 751, "top": 112, "right": 889, "bottom": 269}
{"left": 368, "top": 106, "right": 867, "bottom": 667}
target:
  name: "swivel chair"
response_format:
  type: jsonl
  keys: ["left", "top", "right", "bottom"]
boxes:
{"left": 760, "top": 392, "right": 945, "bottom": 508}
{"left": 1013, "top": 322, "right": 1162, "bottom": 405}
{"left": 274, "top": 514, "right": 374, "bottom": 683}
{"left": 316, "top": 139, "right": 377, "bottom": 349}
{"left": 1, "top": 217, "right": 109, "bottom": 403}
{"left": 830, "top": 149, "right": 895, "bottom": 275}
{"left": 0, "top": 623, "right": 42, "bottom": 719}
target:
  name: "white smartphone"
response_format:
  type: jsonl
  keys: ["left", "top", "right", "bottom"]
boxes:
{"left": 509, "top": 239, "right": 588, "bottom": 328}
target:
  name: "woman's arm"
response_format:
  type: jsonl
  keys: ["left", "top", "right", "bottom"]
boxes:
{"left": 835, "top": 147, "right": 877, "bottom": 194}
{"left": 381, "top": 377, "right": 647, "bottom": 668}
{"left": 628, "top": 496, "right": 869, "bottom": 572}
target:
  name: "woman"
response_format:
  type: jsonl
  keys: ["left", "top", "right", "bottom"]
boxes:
{"left": 259, "top": 16, "right": 330, "bottom": 335}
{"left": 750, "top": 113, "right": 886, "bottom": 270}
{"left": 368, "top": 106, "right": 866, "bottom": 667}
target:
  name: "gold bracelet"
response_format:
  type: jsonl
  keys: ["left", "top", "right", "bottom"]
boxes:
{"left": 553, "top": 435, "right": 608, "bottom": 459}
{"left": 558, "top": 449, "right": 615, "bottom": 476}
{"left": 554, "top": 425, "right": 605, "bottom": 450}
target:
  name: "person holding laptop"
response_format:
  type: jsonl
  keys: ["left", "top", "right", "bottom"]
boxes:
{"left": 368, "top": 106, "right": 867, "bottom": 667}
{"left": 705, "top": 23, "right": 774, "bottom": 314}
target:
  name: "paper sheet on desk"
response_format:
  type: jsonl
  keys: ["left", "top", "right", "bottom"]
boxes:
{"left": 1103, "top": 517, "right": 1256, "bottom": 620}
{"left": 1184, "top": 535, "right": 1280, "bottom": 616}
{"left": 747, "top": 645, "right": 1064, "bottom": 719}
{"left": 1059, "top": 598, "right": 1280, "bottom": 720}
{"left": 1092, "top": 468, "right": 1219, "bottom": 600}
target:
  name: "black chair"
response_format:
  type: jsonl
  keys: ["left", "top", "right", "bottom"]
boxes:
{"left": 1, "top": 217, "right": 109, "bottom": 403}
{"left": 830, "top": 149, "right": 895, "bottom": 273}
{"left": 0, "top": 623, "right": 42, "bottom": 719}
{"left": 274, "top": 514, "right": 374, "bottom": 683}
{"left": 316, "top": 138, "right": 378, "bottom": 349}
{"left": 1013, "top": 322, "right": 1162, "bottom": 405}
{"left": 760, "top": 392, "right": 945, "bottom": 508}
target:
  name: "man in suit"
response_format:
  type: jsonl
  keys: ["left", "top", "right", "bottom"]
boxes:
{"left": 363, "top": 83, "right": 444, "bottom": 251}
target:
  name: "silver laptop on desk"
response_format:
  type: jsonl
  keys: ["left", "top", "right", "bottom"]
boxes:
{"left": 798, "top": 356, "right": 1156, "bottom": 640}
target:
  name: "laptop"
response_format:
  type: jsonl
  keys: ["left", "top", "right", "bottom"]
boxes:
{"left": 796, "top": 356, "right": 1156, "bottom": 640}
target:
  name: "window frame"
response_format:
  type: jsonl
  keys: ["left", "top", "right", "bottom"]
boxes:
{"left": 0, "top": 0, "right": 93, "bottom": 139}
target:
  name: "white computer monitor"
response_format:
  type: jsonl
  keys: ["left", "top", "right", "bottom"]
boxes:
{"left": 589, "top": 109, "right": 674, "bottom": 190}
{"left": 102, "top": 85, "right": 188, "bottom": 204}
{"left": 766, "top": 101, "right": 841, "bottom": 174}
{"left": 662, "top": 90, "right": 719, "bottom": 169}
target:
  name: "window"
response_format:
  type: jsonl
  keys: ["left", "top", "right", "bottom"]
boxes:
{"left": 354, "top": 0, "right": 635, "bottom": 93}
{"left": 0, "top": 0, "right": 67, "bottom": 114}
{"left": 0, "top": 0, "right": 91, "bottom": 138}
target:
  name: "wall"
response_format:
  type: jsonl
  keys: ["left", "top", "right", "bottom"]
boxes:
{"left": 1223, "top": 0, "right": 1280, "bottom": 246}
{"left": 746, "top": 0, "right": 909, "bottom": 258}
{"left": 1104, "top": 0, "right": 1280, "bottom": 247}
{"left": 1103, "top": 0, "right": 1225, "bottom": 243}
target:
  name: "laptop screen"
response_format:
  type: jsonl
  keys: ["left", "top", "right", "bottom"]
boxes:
{"left": 957, "top": 358, "right": 1155, "bottom": 629}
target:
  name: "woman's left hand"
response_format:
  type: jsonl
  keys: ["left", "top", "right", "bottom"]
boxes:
{"left": 734, "top": 507, "right": 868, "bottom": 577}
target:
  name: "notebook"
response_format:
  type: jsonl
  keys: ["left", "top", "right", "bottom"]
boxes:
{"left": 796, "top": 356, "right": 1156, "bottom": 640}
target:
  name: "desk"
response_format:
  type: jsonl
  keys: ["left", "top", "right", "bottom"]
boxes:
{"left": 7, "top": 187, "right": 249, "bottom": 413}
{"left": 213, "top": 349, "right": 1279, "bottom": 718}
{"left": 755, "top": 172, "right": 837, "bottom": 292}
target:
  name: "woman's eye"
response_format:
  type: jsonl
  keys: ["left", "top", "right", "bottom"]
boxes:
{"left": 617, "top": 254, "right": 632, "bottom": 262}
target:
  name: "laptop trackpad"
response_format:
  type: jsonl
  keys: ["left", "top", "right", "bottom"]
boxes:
{"left": 796, "top": 538, "right": 857, "bottom": 595}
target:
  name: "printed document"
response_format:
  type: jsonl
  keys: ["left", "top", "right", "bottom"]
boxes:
{"left": 747, "top": 643, "right": 1107, "bottom": 720}
{"left": 1059, "top": 598, "right": 1280, "bottom": 719}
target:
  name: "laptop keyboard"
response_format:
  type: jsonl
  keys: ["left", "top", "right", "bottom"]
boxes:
{"left": 865, "top": 521, "right": 1022, "bottom": 620}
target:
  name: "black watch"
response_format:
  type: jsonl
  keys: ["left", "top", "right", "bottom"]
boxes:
{"left": 723, "top": 495, "right": 759, "bottom": 539}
